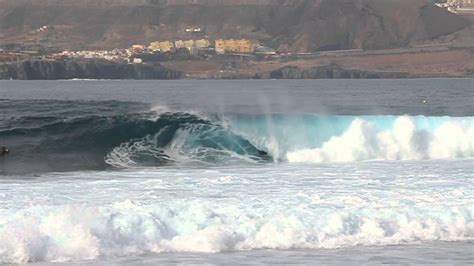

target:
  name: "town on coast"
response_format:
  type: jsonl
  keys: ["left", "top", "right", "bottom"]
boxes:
{"left": 1, "top": 0, "right": 473, "bottom": 79}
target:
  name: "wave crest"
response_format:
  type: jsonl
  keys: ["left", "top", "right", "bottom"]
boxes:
{"left": 2, "top": 109, "right": 473, "bottom": 174}
{"left": 286, "top": 116, "right": 474, "bottom": 163}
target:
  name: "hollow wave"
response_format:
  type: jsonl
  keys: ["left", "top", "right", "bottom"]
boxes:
{"left": 1, "top": 108, "right": 473, "bottom": 173}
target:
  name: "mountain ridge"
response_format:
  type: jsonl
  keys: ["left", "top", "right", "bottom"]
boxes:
{"left": 0, "top": 0, "right": 470, "bottom": 52}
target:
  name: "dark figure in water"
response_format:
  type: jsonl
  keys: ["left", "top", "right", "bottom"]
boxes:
{"left": 0, "top": 147, "right": 9, "bottom": 156}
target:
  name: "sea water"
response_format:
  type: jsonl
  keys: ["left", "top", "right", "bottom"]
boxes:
{"left": 0, "top": 79, "right": 473, "bottom": 264}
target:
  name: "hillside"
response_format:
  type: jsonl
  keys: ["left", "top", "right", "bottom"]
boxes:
{"left": 0, "top": 0, "right": 470, "bottom": 52}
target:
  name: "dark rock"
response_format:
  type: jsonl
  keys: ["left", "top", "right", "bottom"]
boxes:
{"left": 0, "top": 60, "right": 183, "bottom": 80}
{"left": 269, "top": 64, "right": 409, "bottom": 79}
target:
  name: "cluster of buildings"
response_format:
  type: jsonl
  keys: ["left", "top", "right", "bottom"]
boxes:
{"left": 147, "top": 39, "right": 212, "bottom": 53}
{"left": 435, "top": 0, "right": 474, "bottom": 13}
{"left": 49, "top": 37, "right": 266, "bottom": 64}
{"left": 446, "top": 0, "right": 474, "bottom": 5}
{"left": 54, "top": 49, "right": 131, "bottom": 61}
{"left": 215, "top": 39, "right": 254, "bottom": 54}
{"left": 1, "top": 36, "right": 277, "bottom": 64}
{"left": 140, "top": 38, "right": 259, "bottom": 54}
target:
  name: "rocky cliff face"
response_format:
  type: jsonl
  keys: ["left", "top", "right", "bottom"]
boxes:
{"left": 268, "top": 65, "right": 409, "bottom": 79}
{"left": 0, "top": 60, "right": 182, "bottom": 80}
{"left": 0, "top": 0, "right": 469, "bottom": 52}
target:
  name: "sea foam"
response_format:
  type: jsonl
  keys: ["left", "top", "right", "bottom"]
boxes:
{"left": 1, "top": 160, "right": 472, "bottom": 263}
{"left": 1, "top": 198, "right": 471, "bottom": 263}
{"left": 286, "top": 116, "right": 474, "bottom": 162}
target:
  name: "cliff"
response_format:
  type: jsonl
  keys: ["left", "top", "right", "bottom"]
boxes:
{"left": 0, "top": 60, "right": 183, "bottom": 80}
{"left": 268, "top": 65, "right": 409, "bottom": 79}
{"left": 0, "top": 0, "right": 470, "bottom": 52}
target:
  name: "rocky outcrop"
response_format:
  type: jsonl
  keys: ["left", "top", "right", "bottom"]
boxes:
{"left": 0, "top": 60, "right": 182, "bottom": 80}
{"left": 269, "top": 65, "right": 409, "bottom": 79}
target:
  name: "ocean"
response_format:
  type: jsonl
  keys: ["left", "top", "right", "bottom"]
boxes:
{"left": 0, "top": 79, "right": 473, "bottom": 265}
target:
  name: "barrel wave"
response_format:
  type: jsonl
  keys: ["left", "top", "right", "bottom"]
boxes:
{"left": 0, "top": 109, "right": 271, "bottom": 174}
{"left": 1, "top": 100, "right": 473, "bottom": 174}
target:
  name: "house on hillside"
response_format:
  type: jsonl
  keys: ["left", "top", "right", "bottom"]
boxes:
{"left": 131, "top": 44, "right": 146, "bottom": 52}
{"left": 174, "top": 40, "right": 185, "bottom": 49}
{"left": 185, "top": 27, "right": 203, "bottom": 33}
{"left": 194, "top": 39, "right": 211, "bottom": 49}
{"left": 436, "top": 0, "right": 474, "bottom": 12}
{"left": 215, "top": 39, "right": 254, "bottom": 54}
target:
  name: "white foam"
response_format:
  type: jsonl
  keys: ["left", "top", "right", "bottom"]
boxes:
{"left": 1, "top": 160, "right": 473, "bottom": 264}
{"left": 105, "top": 122, "right": 266, "bottom": 168}
{"left": 1, "top": 199, "right": 472, "bottom": 263}
{"left": 287, "top": 116, "right": 474, "bottom": 163}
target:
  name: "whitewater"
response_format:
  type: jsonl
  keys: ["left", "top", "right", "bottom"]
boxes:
{"left": 0, "top": 79, "right": 473, "bottom": 264}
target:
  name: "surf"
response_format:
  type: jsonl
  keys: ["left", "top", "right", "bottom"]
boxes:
{"left": 1, "top": 102, "right": 473, "bottom": 174}
{"left": 1, "top": 161, "right": 473, "bottom": 264}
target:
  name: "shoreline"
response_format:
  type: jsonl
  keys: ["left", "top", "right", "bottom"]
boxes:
{"left": 1, "top": 46, "right": 473, "bottom": 80}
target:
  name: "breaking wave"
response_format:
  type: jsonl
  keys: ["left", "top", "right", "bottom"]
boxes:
{"left": 1, "top": 104, "right": 473, "bottom": 173}
{"left": 0, "top": 111, "right": 271, "bottom": 173}
{"left": 285, "top": 116, "right": 474, "bottom": 163}
{"left": 225, "top": 114, "right": 474, "bottom": 162}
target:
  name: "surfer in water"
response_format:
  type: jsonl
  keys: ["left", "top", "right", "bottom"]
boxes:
{"left": 0, "top": 147, "right": 9, "bottom": 156}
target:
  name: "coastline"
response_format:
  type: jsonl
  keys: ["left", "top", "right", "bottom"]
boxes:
{"left": 2, "top": 47, "right": 473, "bottom": 80}
{"left": 0, "top": 60, "right": 183, "bottom": 80}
